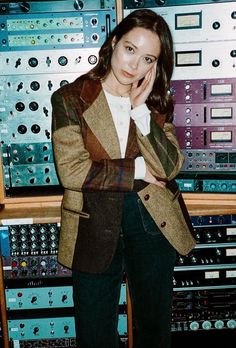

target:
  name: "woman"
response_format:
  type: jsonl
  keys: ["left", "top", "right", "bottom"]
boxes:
{"left": 51, "top": 9, "right": 196, "bottom": 348}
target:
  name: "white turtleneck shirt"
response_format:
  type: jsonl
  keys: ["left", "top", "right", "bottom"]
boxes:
{"left": 104, "top": 90, "right": 151, "bottom": 180}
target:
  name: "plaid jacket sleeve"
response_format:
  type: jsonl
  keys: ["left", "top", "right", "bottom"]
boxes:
{"left": 51, "top": 90, "right": 135, "bottom": 192}
{"left": 136, "top": 115, "right": 184, "bottom": 181}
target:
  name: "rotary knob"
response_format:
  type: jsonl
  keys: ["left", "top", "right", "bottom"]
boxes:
{"left": 133, "top": 0, "right": 144, "bottom": 7}
{"left": 155, "top": 0, "right": 166, "bottom": 5}
{"left": 29, "top": 101, "right": 39, "bottom": 111}
{"left": 33, "top": 327, "right": 39, "bottom": 335}
{"left": 18, "top": 124, "right": 27, "bottom": 134}
{"left": 88, "top": 55, "right": 98, "bottom": 65}
{"left": 202, "top": 320, "right": 212, "bottom": 330}
{"left": 16, "top": 102, "right": 25, "bottom": 112}
{"left": 0, "top": 4, "right": 7, "bottom": 13}
{"left": 30, "top": 81, "right": 40, "bottom": 91}
{"left": 185, "top": 131, "right": 191, "bottom": 138}
{"left": 189, "top": 321, "right": 199, "bottom": 331}
{"left": 28, "top": 57, "right": 38, "bottom": 67}
{"left": 212, "top": 59, "right": 220, "bottom": 67}
{"left": 31, "top": 124, "right": 40, "bottom": 134}
{"left": 214, "top": 320, "right": 224, "bottom": 329}
{"left": 58, "top": 56, "right": 68, "bottom": 66}
{"left": 74, "top": 0, "right": 84, "bottom": 10}
{"left": 31, "top": 296, "right": 37, "bottom": 303}
{"left": 226, "top": 319, "right": 236, "bottom": 329}
{"left": 20, "top": 2, "right": 30, "bottom": 13}
{"left": 212, "top": 21, "right": 220, "bottom": 30}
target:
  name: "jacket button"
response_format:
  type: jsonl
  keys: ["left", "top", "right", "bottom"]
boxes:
{"left": 161, "top": 221, "right": 166, "bottom": 227}
{"left": 144, "top": 194, "right": 150, "bottom": 201}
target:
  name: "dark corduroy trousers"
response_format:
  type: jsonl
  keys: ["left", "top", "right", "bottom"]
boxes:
{"left": 72, "top": 192, "right": 176, "bottom": 348}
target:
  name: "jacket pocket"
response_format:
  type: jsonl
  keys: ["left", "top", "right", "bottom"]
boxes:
{"left": 62, "top": 205, "right": 90, "bottom": 218}
{"left": 58, "top": 208, "right": 82, "bottom": 269}
{"left": 137, "top": 198, "right": 161, "bottom": 236}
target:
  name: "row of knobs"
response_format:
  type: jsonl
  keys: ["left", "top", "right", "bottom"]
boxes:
{"left": 176, "top": 247, "right": 235, "bottom": 266}
{"left": 16, "top": 292, "right": 69, "bottom": 304}
{"left": 189, "top": 319, "right": 236, "bottom": 331}
{"left": 0, "top": 1, "right": 167, "bottom": 12}
{"left": 11, "top": 257, "right": 58, "bottom": 268}
{"left": 18, "top": 324, "right": 70, "bottom": 336}
{"left": 11, "top": 257, "right": 59, "bottom": 276}
{"left": 1, "top": 1, "right": 88, "bottom": 12}
{"left": 12, "top": 55, "right": 97, "bottom": 68}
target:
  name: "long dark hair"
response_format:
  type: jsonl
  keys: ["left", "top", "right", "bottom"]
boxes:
{"left": 84, "top": 9, "right": 174, "bottom": 119}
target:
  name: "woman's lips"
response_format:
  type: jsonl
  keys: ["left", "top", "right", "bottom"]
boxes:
{"left": 122, "top": 70, "right": 134, "bottom": 78}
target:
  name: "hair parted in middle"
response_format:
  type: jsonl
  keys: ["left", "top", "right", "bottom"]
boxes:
{"left": 83, "top": 9, "right": 174, "bottom": 120}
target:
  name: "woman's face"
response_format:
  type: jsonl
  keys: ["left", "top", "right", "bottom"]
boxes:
{"left": 110, "top": 27, "right": 161, "bottom": 87}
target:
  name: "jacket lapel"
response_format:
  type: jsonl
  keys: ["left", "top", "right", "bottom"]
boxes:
{"left": 125, "top": 118, "right": 140, "bottom": 158}
{"left": 83, "top": 89, "right": 121, "bottom": 159}
{"left": 80, "top": 78, "right": 139, "bottom": 160}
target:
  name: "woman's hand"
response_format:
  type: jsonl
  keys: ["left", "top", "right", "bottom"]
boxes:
{"left": 130, "top": 62, "right": 157, "bottom": 108}
{"left": 144, "top": 167, "right": 166, "bottom": 188}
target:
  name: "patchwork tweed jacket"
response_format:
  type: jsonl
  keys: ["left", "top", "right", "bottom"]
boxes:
{"left": 51, "top": 77, "right": 196, "bottom": 273}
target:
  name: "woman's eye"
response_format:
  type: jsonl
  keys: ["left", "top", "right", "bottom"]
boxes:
{"left": 126, "top": 46, "right": 134, "bottom": 53}
{"left": 144, "top": 57, "right": 153, "bottom": 64}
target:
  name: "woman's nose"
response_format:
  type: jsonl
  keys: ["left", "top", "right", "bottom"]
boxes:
{"left": 129, "top": 57, "right": 139, "bottom": 70}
